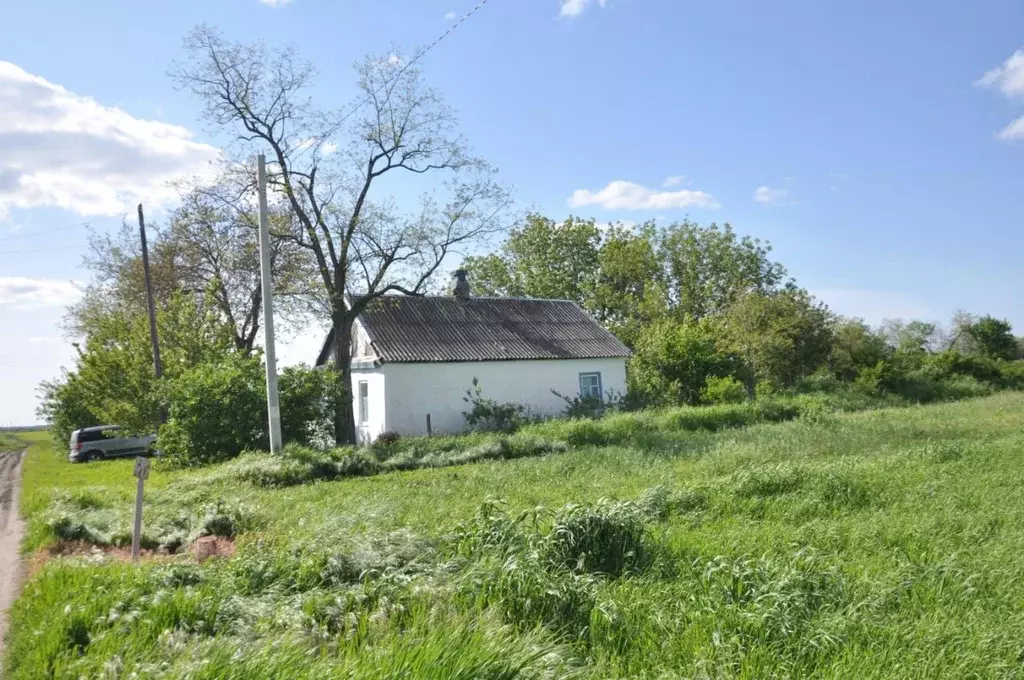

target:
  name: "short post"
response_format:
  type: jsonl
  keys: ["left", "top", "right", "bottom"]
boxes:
{"left": 131, "top": 456, "right": 151, "bottom": 561}
{"left": 426, "top": 414, "right": 432, "bottom": 437}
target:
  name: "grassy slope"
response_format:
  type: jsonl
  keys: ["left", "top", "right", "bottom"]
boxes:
{"left": 10, "top": 393, "right": 1024, "bottom": 678}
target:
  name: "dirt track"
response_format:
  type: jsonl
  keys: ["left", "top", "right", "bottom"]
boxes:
{"left": 0, "top": 449, "right": 25, "bottom": 659}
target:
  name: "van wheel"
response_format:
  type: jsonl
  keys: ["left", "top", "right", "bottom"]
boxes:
{"left": 82, "top": 450, "right": 103, "bottom": 463}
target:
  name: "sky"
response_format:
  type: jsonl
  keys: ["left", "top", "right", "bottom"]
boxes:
{"left": 1, "top": 0, "right": 1022, "bottom": 425}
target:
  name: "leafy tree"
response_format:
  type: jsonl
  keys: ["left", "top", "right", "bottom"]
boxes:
{"left": 829, "top": 317, "right": 890, "bottom": 381}
{"left": 719, "top": 290, "right": 834, "bottom": 389}
{"left": 278, "top": 365, "right": 339, "bottom": 447}
{"left": 158, "top": 353, "right": 267, "bottom": 466}
{"left": 590, "top": 223, "right": 666, "bottom": 347}
{"left": 879, "top": 319, "right": 938, "bottom": 354}
{"left": 966, "top": 316, "right": 1018, "bottom": 360}
{"left": 174, "top": 27, "right": 511, "bottom": 444}
{"left": 41, "top": 293, "right": 235, "bottom": 438}
{"left": 36, "top": 371, "right": 102, "bottom": 445}
{"left": 658, "top": 220, "right": 789, "bottom": 320}
{"left": 464, "top": 214, "right": 601, "bottom": 305}
{"left": 628, "top": 317, "right": 738, "bottom": 406}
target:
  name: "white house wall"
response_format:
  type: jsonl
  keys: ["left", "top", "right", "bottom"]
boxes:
{"left": 381, "top": 358, "right": 627, "bottom": 436}
{"left": 350, "top": 368, "right": 386, "bottom": 444}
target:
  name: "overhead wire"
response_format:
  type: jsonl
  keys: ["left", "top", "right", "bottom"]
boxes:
{"left": 335, "top": 0, "right": 497, "bottom": 126}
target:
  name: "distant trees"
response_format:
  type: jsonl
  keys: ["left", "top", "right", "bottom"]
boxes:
{"left": 467, "top": 214, "right": 1023, "bottom": 408}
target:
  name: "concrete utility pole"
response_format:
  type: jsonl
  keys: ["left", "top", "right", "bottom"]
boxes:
{"left": 257, "top": 155, "right": 283, "bottom": 453}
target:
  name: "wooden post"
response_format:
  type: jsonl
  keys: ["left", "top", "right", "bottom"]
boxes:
{"left": 426, "top": 414, "right": 432, "bottom": 437}
{"left": 131, "top": 457, "right": 151, "bottom": 561}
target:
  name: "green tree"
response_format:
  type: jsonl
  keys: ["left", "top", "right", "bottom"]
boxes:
{"left": 158, "top": 353, "right": 268, "bottom": 466}
{"left": 628, "top": 317, "right": 738, "bottom": 406}
{"left": 719, "top": 290, "right": 835, "bottom": 389}
{"left": 658, "top": 220, "right": 790, "bottom": 320}
{"left": 880, "top": 319, "right": 937, "bottom": 354}
{"left": 966, "top": 316, "right": 1018, "bottom": 360}
{"left": 39, "top": 293, "right": 235, "bottom": 438}
{"left": 829, "top": 317, "right": 890, "bottom": 381}
{"left": 590, "top": 223, "right": 666, "bottom": 347}
{"left": 463, "top": 214, "right": 602, "bottom": 305}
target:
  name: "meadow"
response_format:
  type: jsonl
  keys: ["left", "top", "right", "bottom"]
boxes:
{"left": 8, "top": 393, "right": 1024, "bottom": 678}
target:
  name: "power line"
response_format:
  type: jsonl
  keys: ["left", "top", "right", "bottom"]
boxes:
{"left": 0, "top": 219, "right": 109, "bottom": 243}
{"left": 336, "top": 0, "right": 497, "bottom": 126}
{"left": 0, "top": 244, "right": 81, "bottom": 256}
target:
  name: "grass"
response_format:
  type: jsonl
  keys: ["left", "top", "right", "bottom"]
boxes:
{"left": 10, "top": 393, "right": 1024, "bottom": 677}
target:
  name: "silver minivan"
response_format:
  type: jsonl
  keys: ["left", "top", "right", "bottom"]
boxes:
{"left": 69, "top": 426, "right": 156, "bottom": 463}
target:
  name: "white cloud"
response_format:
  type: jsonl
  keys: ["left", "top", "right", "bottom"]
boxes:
{"left": 998, "top": 116, "right": 1024, "bottom": 141}
{"left": 0, "top": 61, "right": 218, "bottom": 218}
{"left": 662, "top": 175, "right": 685, "bottom": 188}
{"left": 975, "top": 49, "right": 1024, "bottom": 98}
{"left": 813, "top": 289, "right": 932, "bottom": 326}
{"left": 28, "top": 336, "right": 59, "bottom": 345}
{"left": 322, "top": 142, "right": 338, "bottom": 155}
{"left": 259, "top": 0, "right": 293, "bottom": 6}
{"left": 976, "top": 49, "right": 1024, "bottom": 142}
{"left": 560, "top": 0, "right": 608, "bottom": 18}
{"left": 569, "top": 180, "right": 719, "bottom": 210}
{"left": 753, "top": 186, "right": 790, "bottom": 204}
{"left": 0, "top": 277, "right": 81, "bottom": 310}
{"left": 444, "top": 11, "right": 458, "bottom": 20}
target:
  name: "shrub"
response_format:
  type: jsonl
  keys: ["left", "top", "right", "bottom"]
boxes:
{"left": 700, "top": 376, "right": 747, "bottom": 405}
{"left": 628, "top": 317, "right": 740, "bottom": 407}
{"left": 375, "top": 431, "right": 401, "bottom": 446}
{"left": 462, "top": 378, "right": 535, "bottom": 432}
{"left": 158, "top": 354, "right": 267, "bottom": 467}
{"left": 278, "top": 364, "right": 338, "bottom": 448}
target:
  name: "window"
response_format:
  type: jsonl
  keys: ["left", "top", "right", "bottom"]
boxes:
{"left": 358, "top": 381, "right": 369, "bottom": 424}
{"left": 579, "top": 372, "right": 602, "bottom": 400}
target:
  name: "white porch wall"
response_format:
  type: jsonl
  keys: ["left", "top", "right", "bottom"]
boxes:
{"left": 381, "top": 358, "right": 626, "bottom": 436}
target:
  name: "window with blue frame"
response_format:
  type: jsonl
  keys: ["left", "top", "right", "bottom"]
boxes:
{"left": 579, "top": 372, "right": 602, "bottom": 400}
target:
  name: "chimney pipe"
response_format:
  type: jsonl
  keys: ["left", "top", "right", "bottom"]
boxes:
{"left": 452, "top": 269, "right": 470, "bottom": 299}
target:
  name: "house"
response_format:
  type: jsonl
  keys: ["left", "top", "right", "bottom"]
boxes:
{"left": 316, "top": 271, "right": 631, "bottom": 443}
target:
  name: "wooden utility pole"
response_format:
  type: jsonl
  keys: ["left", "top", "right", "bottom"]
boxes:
{"left": 138, "top": 204, "right": 163, "bottom": 381}
{"left": 257, "top": 155, "right": 283, "bottom": 453}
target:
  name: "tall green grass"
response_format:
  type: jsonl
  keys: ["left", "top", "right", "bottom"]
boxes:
{"left": 11, "top": 393, "right": 1024, "bottom": 677}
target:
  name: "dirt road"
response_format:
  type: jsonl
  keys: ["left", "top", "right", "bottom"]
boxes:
{"left": 0, "top": 449, "right": 25, "bottom": 657}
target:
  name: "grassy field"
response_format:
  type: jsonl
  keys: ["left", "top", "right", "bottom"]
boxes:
{"left": 9, "top": 393, "right": 1024, "bottom": 678}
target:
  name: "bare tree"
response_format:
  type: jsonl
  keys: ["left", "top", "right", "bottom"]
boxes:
{"left": 172, "top": 26, "right": 512, "bottom": 443}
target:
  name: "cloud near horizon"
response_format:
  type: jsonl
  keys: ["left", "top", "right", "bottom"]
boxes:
{"left": 569, "top": 180, "right": 719, "bottom": 210}
{"left": 0, "top": 61, "right": 218, "bottom": 218}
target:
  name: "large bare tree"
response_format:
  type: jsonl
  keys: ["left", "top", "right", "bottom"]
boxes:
{"left": 172, "top": 26, "right": 512, "bottom": 444}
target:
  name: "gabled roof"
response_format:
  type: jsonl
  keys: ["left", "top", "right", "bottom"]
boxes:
{"left": 316, "top": 295, "right": 631, "bottom": 365}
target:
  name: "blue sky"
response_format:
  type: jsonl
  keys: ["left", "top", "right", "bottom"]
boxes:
{"left": 1, "top": 0, "right": 1022, "bottom": 425}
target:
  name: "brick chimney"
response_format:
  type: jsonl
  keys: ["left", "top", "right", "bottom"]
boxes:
{"left": 452, "top": 269, "right": 470, "bottom": 299}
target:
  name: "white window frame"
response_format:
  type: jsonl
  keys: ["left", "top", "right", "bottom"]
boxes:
{"left": 358, "top": 381, "right": 369, "bottom": 424}
{"left": 579, "top": 372, "right": 603, "bottom": 401}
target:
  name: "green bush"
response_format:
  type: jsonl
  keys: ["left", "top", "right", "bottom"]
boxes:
{"left": 700, "top": 376, "right": 747, "bottom": 404}
{"left": 628, "top": 317, "right": 740, "bottom": 407}
{"left": 278, "top": 364, "right": 338, "bottom": 448}
{"left": 158, "top": 354, "right": 267, "bottom": 467}
{"left": 462, "top": 378, "right": 536, "bottom": 432}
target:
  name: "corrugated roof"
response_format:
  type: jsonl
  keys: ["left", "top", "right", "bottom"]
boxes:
{"left": 318, "top": 295, "right": 631, "bottom": 364}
